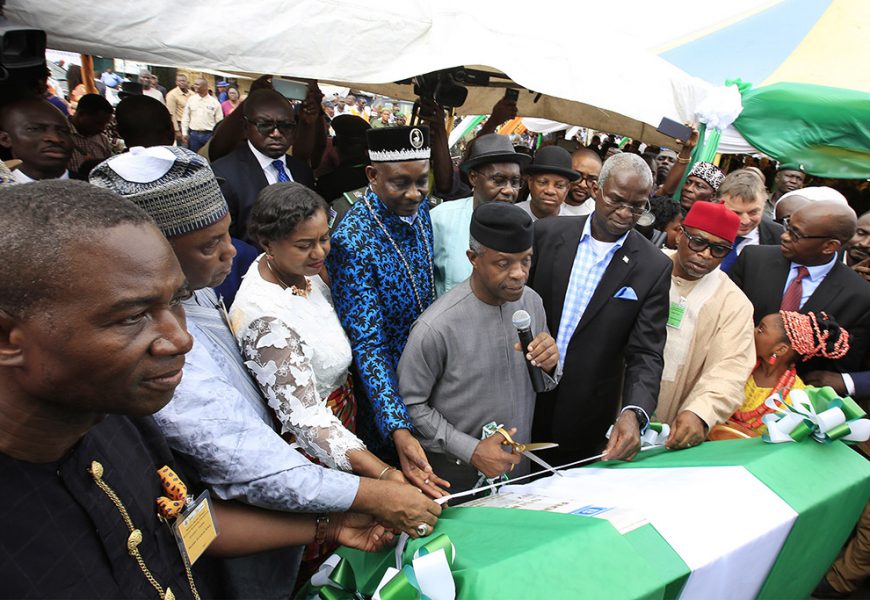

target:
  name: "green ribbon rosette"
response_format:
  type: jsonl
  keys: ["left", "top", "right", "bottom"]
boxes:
{"left": 762, "top": 386, "right": 870, "bottom": 445}
{"left": 301, "top": 534, "right": 457, "bottom": 600}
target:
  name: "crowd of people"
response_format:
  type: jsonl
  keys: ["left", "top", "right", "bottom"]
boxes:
{"left": 1, "top": 67, "right": 869, "bottom": 600}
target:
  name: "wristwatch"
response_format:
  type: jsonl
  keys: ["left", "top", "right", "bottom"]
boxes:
{"left": 621, "top": 406, "right": 650, "bottom": 434}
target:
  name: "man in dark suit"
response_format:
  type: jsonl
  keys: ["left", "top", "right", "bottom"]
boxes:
{"left": 211, "top": 89, "right": 314, "bottom": 241}
{"left": 730, "top": 201, "right": 870, "bottom": 387}
{"left": 718, "top": 169, "right": 785, "bottom": 273}
{"left": 801, "top": 208, "right": 870, "bottom": 400}
{"left": 529, "top": 153, "right": 672, "bottom": 465}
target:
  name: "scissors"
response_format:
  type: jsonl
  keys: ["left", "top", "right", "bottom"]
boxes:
{"left": 496, "top": 427, "right": 563, "bottom": 477}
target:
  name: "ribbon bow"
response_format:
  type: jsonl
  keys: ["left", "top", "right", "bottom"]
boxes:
{"left": 605, "top": 422, "right": 670, "bottom": 449}
{"left": 304, "top": 534, "right": 457, "bottom": 600}
{"left": 762, "top": 386, "right": 870, "bottom": 444}
{"left": 155, "top": 465, "right": 189, "bottom": 518}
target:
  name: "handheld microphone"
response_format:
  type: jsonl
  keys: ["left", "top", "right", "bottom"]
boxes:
{"left": 512, "top": 309, "right": 546, "bottom": 393}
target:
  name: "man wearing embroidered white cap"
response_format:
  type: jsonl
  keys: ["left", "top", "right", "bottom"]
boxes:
{"left": 89, "top": 146, "right": 441, "bottom": 598}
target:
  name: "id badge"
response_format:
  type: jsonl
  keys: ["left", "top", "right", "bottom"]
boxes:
{"left": 667, "top": 297, "right": 688, "bottom": 329}
{"left": 172, "top": 491, "right": 219, "bottom": 566}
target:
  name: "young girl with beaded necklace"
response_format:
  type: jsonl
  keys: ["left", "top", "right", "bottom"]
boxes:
{"left": 724, "top": 310, "right": 850, "bottom": 435}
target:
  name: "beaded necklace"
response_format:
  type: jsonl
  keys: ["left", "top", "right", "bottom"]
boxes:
{"left": 735, "top": 364, "right": 797, "bottom": 430}
{"left": 88, "top": 461, "right": 201, "bottom": 600}
{"left": 266, "top": 259, "right": 312, "bottom": 298}
{"left": 361, "top": 192, "right": 434, "bottom": 314}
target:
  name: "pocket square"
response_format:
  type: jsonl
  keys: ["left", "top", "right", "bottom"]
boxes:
{"left": 614, "top": 286, "right": 638, "bottom": 301}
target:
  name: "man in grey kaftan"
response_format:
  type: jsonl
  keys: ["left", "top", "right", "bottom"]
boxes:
{"left": 400, "top": 202, "right": 560, "bottom": 491}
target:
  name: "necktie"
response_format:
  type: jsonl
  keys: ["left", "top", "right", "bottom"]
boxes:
{"left": 780, "top": 266, "right": 810, "bottom": 311}
{"left": 719, "top": 236, "right": 747, "bottom": 273}
{"left": 271, "top": 159, "right": 290, "bottom": 183}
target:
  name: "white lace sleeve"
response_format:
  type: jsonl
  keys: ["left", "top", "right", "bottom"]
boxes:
{"left": 240, "top": 316, "right": 366, "bottom": 471}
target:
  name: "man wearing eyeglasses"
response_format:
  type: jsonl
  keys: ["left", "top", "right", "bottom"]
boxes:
{"left": 730, "top": 201, "right": 870, "bottom": 391}
{"left": 430, "top": 133, "right": 530, "bottom": 296}
{"left": 563, "top": 148, "right": 602, "bottom": 216}
{"left": 212, "top": 89, "right": 315, "bottom": 241}
{"left": 528, "top": 153, "right": 672, "bottom": 465}
{"left": 655, "top": 202, "right": 755, "bottom": 450}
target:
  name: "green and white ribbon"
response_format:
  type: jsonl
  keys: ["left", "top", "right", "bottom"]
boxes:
{"left": 762, "top": 386, "right": 870, "bottom": 444}
{"left": 372, "top": 533, "right": 456, "bottom": 600}
{"left": 606, "top": 421, "right": 670, "bottom": 449}
{"left": 306, "top": 554, "right": 361, "bottom": 599}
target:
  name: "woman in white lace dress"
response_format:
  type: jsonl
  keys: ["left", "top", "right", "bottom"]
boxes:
{"left": 230, "top": 183, "right": 404, "bottom": 483}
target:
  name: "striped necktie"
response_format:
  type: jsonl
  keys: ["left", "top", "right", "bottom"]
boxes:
{"left": 780, "top": 266, "right": 810, "bottom": 311}
{"left": 271, "top": 159, "right": 291, "bottom": 183}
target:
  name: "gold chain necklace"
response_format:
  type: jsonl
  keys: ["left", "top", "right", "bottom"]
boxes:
{"left": 265, "top": 259, "right": 312, "bottom": 298}
{"left": 361, "top": 193, "right": 434, "bottom": 314}
{"left": 88, "top": 461, "right": 201, "bottom": 600}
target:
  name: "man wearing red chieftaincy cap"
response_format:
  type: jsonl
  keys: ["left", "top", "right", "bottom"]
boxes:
{"left": 653, "top": 201, "right": 757, "bottom": 450}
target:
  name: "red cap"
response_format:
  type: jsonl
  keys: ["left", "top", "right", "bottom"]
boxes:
{"left": 682, "top": 201, "right": 740, "bottom": 244}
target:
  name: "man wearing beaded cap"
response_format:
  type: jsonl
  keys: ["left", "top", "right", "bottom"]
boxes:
{"left": 328, "top": 125, "right": 451, "bottom": 498}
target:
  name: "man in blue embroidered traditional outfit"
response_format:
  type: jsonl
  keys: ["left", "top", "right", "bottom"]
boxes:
{"left": 329, "top": 126, "right": 450, "bottom": 498}
{"left": 90, "top": 146, "right": 441, "bottom": 598}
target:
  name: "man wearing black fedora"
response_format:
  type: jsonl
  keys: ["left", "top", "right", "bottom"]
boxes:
{"left": 516, "top": 145, "right": 580, "bottom": 222}
{"left": 431, "top": 133, "right": 531, "bottom": 296}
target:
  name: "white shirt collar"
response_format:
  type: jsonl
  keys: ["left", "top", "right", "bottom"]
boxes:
{"left": 579, "top": 212, "right": 630, "bottom": 248}
{"left": 12, "top": 169, "right": 69, "bottom": 183}
{"left": 247, "top": 140, "right": 286, "bottom": 172}
{"left": 742, "top": 226, "right": 760, "bottom": 243}
{"left": 791, "top": 253, "right": 838, "bottom": 282}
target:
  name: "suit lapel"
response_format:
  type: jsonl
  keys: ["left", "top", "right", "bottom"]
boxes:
{"left": 575, "top": 236, "right": 638, "bottom": 332}
{"left": 549, "top": 218, "right": 585, "bottom": 335}
{"left": 241, "top": 145, "right": 270, "bottom": 190}
{"left": 760, "top": 251, "right": 791, "bottom": 314}
{"left": 803, "top": 263, "right": 845, "bottom": 315}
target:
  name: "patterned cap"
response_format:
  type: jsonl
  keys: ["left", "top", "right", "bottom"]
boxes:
{"left": 89, "top": 146, "right": 228, "bottom": 238}
{"left": 688, "top": 161, "right": 725, "bottom": 191}
{"left": 366, "top": 125, "right": 430, "bottom": 162}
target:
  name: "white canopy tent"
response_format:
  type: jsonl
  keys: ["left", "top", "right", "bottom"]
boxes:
{"left": 8, "top": 0, "right": 769, "bottom": 149}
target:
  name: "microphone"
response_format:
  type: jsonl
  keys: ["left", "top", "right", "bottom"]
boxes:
{"left": 512, "top": 309, "right": 546, "bottom": 393}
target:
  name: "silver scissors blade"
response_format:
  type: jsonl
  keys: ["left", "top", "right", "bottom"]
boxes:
{"left": 523, "top": 450, "right": 564, "bottom": 477}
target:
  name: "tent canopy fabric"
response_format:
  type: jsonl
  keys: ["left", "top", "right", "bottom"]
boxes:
{"left": 7, "top": 0, "right": 736, "bottom": 145}
{"left": 659, "top": 0, "right": 870, "bottom": 95}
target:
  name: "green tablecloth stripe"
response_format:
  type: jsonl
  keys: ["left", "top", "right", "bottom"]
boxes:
{"left": 602, "top": 438, "right": 870, "bottom": 598}
{"left": 624, "top": 525, "right": 691, "bottom": 600}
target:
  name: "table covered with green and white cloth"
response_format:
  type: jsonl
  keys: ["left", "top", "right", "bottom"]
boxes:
{"left": 300, "top": 438, "right": 870, "bottom": 599}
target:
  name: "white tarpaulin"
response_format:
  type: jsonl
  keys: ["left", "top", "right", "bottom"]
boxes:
{"left": 8, "top": 1, "right": 781, "bottom": 145}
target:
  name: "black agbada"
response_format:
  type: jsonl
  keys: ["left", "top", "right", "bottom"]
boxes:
{"left": 0, "top": 416, "right": 213, "bottom": 599}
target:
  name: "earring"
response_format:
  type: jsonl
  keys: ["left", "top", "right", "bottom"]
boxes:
{"left": 767, "top": 353, "right": 777, "bottom": 365}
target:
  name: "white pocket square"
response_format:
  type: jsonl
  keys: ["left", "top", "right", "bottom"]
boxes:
{"left": 614, "top": 286, "right": 638, "bottom": 301}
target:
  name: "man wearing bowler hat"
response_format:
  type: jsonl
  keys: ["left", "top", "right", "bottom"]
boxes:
{"left": 515, "top": 146, "right": 580, "bottom": 222}
{"left": 431, "top": 133, "right": 531, "bottom": 296}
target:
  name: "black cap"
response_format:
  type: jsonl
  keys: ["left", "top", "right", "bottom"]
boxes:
{"left": 118, "top": 81, "right": 143, "bottom": 98}
{"left": 366, "top": 125, "right": 430, "bottom": 162}
{"left": 470, "top": 202, "right": 534, "bottom": 253}
{"left": 332, "top": 114, "right": 371, "bottom": 139}
{"left": 524, "top": 146, "right": 580, "bottom": 181}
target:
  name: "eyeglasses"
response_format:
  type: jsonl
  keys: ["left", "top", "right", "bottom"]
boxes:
{"left": 245, "top": 117, "right": 296, "bottom": 136}
{"left": 682, "top": 229, "right": 733, "bottom": 259}
{"left": 479, "top": 173, "right": 522, "bottom": 190}
{"left": 573, "top": 173, "right": 598, "bottom": 186}
{"left": 601, "top": 196, "right": 650, "bottom": 217}
{"left": 782, "top": 217, "right": 831, "bottom": 242}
